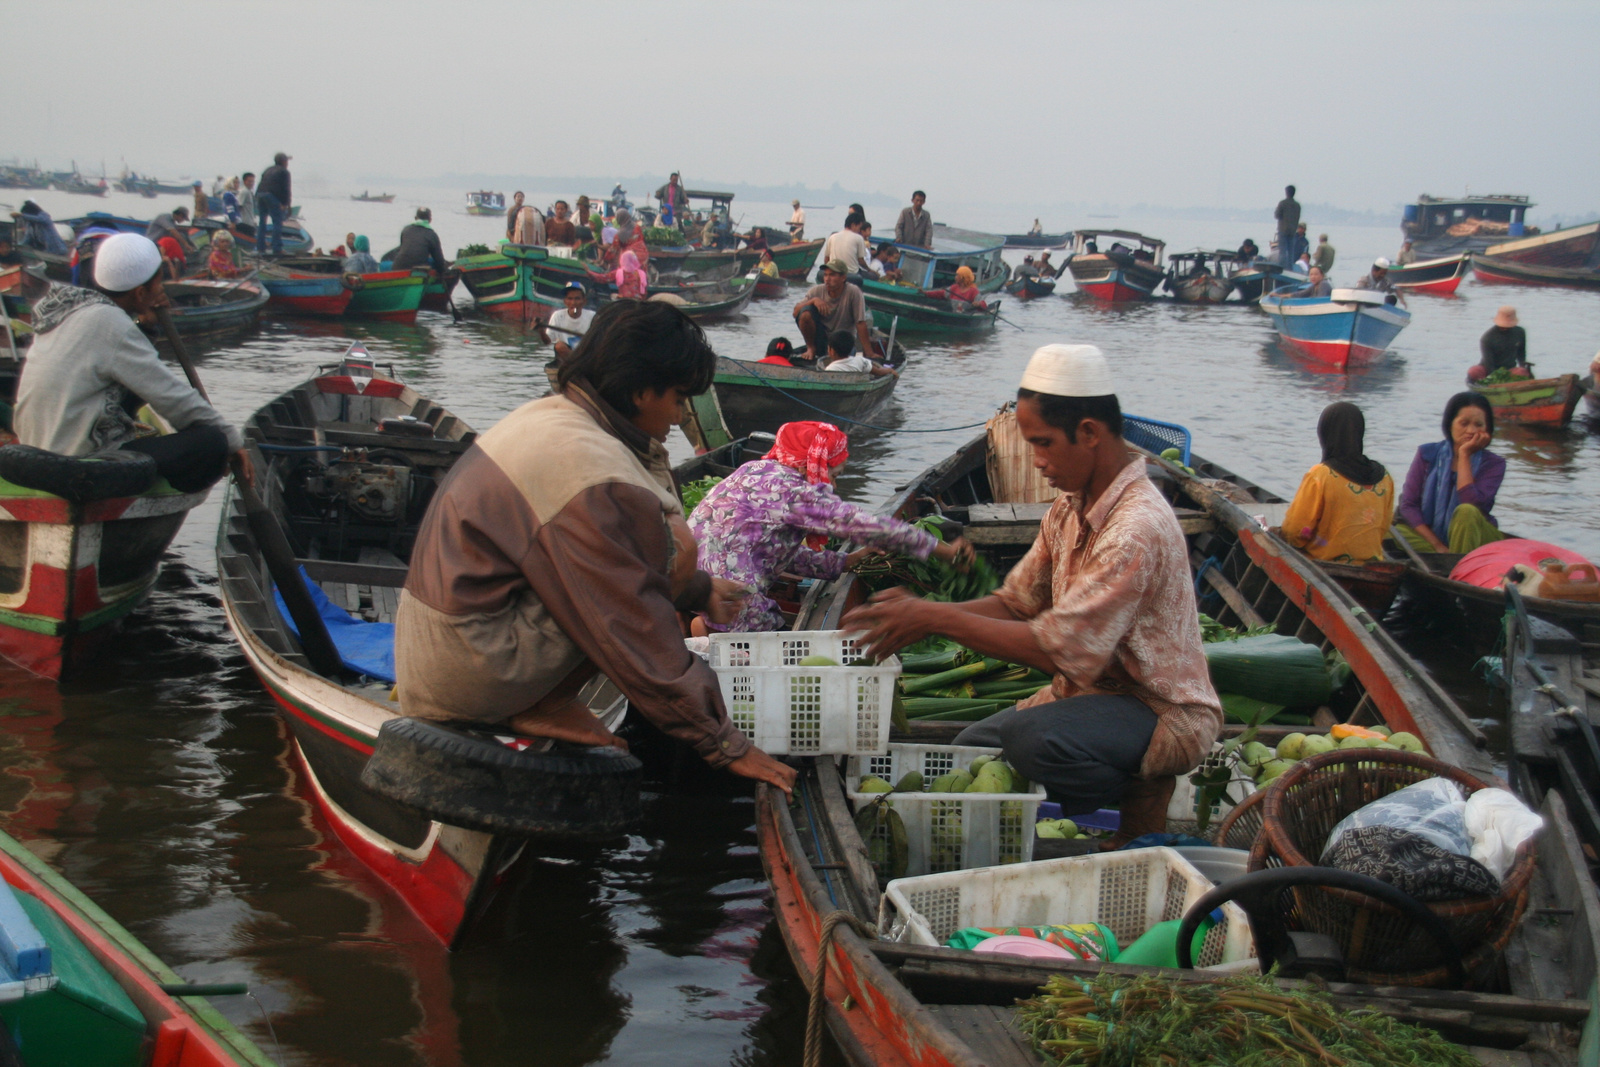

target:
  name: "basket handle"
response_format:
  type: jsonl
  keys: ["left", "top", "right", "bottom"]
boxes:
{"left": 1175, "top": 866, "right": 1465, "bottom": 985}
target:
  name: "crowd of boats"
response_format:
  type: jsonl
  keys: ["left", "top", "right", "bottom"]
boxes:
{"left": 0, "top": 170, "right": 1598, "bottom": 1066}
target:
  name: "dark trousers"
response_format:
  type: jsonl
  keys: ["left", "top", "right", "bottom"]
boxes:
{"left": 257, "top": 192, "right": 286, "bottom": 255}
{"left": 121, "top": 424, "right": 231, "bottom": 493}
{"left": 794, "top": 305, "right": 832, "bottom": 356}
{"left": 1277, "top": 232, "right": 1295, "bottom": 268}
{"left": 954, "top": 695, "right": 1156, "bottom": 814}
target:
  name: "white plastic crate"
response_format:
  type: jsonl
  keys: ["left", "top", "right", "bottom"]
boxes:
{"left": 845, "top": 744, "right": 1046, "bottom": 877}
{"left": 706, "top": 631, "right": 897, "bottom": 756}
{"left": 1167, "top": 742, "right": 1256, "bottom": 838}
{"left": 882, "top": 847, "right": 1254, "bottom": 970}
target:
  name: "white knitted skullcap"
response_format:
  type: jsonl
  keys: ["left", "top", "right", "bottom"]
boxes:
{"left": 1019, "top": 344, "right": 1115, "bottom": 397}
{"left": 93, "top": 234, "right": 164, "bottom": 293}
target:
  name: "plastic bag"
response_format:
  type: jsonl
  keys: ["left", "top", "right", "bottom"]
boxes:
{"left": 1464, "top": 788, "right": 1543, "bottom": 881}
{"left": 1322, "top": 778, "right": 1470, "bottom": 859}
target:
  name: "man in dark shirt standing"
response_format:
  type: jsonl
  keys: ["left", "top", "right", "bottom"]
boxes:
{"left": 257, "top": 152, "right": 292, "bottom": 256}
{"left": 1274, "top": 185, "right": 1300, "bottom": 267}
{"left": 1478, "top": 306, "right": 1528, "bottom": 375}
{"left": 895, "top": 190, "right": 932, "bottom": 249}
{"left": 505, "top": 191, "right": 526, "bottom": 240}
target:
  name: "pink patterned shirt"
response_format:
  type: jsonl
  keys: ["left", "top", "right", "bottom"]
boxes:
{"left": 994, "top": 455, "right": 1222, "bottom": 778}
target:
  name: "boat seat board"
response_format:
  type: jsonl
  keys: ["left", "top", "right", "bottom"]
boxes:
{"left": 922, "top": 1005, "right": 1040, "bottom": 1066}
{"left": 0, "top": 891, "right": 146, "bottom": 1067}
{"left": 0, "top": 878, "right": 49, "bottom": 979}
{"left": 964, "top": 502, "right": 1213, "bottom": 545}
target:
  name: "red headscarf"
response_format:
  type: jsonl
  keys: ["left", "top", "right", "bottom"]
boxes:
{"left": 765, "top": 421, "right": 849, "bottom": 485}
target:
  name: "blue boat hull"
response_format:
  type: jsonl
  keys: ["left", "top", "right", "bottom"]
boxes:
{"left": 1259, "top": 294, "right": 1410, "bottom": 370}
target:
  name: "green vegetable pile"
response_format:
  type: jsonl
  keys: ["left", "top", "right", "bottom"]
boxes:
{"left": 457, "top": 243, "right": 492, "bottom": 257}
{"left": 643, "top": 226, "right": 687, "bottom": 246}
{"left": 1477, "top": 365, "right": 1532, "bottom": 385}
{"left": 894, "top": 646, "right": 1052, "bottom": 722}
{"left": 678, "top": 476, "right": 722, "bottom": 513}
{"left": 852, "top": 517, "right": 1002, "bottom": 605}
{"left": 1016, "top": 971, "right": 1480, "bottom": 1067}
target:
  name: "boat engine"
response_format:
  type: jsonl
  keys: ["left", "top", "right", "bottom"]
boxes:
{"left": 306, "top": 453, "right": 413, "bottom": 525}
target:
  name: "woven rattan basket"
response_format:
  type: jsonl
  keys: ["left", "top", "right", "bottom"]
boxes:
{"left": 1212, "top": 788, "right": 1266, "bottom": 850}
{"left": 1252, "top": 748, "right": 1536, "bottom": 988}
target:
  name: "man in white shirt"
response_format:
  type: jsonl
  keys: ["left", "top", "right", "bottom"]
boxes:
{"left": 539, "top": 282, "right": 596, "bottom": 359}
{"left": 788, "top": 199, "right": 806, "bottom": 241}
{"left": 820, "top": 213, "right": 871, "bottom": 284}
{"left": 823, "top": 330, "right": 896, "bottom": 378}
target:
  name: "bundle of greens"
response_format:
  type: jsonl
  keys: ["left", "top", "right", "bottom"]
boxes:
{"left": 643, "top": 226, "right": 686, "bottom": 246}
{"left": 852, "top": 517, "right": 1001, "bottom": 604}
{"left": 1016, "top": 972, "right": 1479, "bottom": 1067}
{"left": 1478, "top": 365, "right": 1532, "bottom": 385}
{"left": 457, "top": 243, "right": 492, "bottom": 257}
{"left": 678, "top": 476, "right": 723, "bottom": 513}
{"left": 894, "top": 644, "right": 1051, "bottom": 722}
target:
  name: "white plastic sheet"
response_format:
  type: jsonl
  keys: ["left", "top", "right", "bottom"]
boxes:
{"left": 1464, "top": 788, "right": 1543, "bottom": 881}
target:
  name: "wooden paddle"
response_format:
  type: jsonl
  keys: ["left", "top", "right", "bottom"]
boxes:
{"left": 153, "top": 303, "right": 344, "bottom": 677}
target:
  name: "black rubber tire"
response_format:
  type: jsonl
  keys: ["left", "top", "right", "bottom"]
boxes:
{"left": 359, "top": 717, "right": 643, "bottom": 838}
{"left": 0, "top": 445, "right": 158, "bottom": 503}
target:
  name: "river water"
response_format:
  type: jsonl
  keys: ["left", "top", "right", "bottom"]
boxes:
{"left": 1, "top": 188, "right": 1596, "bottom": 1066}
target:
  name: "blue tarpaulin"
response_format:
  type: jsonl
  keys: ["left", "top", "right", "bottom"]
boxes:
{"left": 273, "top": 567, "right": 396, "bottom": 682}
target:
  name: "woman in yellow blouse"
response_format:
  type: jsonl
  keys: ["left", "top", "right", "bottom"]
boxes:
{"left": 1282, "top": 402, "right": 1394, "bottom": 563}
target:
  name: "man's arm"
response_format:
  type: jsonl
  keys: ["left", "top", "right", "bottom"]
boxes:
{"left": 845, "top": 590, "right": 1057, "bottom": 672}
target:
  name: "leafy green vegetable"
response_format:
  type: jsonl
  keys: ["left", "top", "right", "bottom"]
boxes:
{"left": 678, "top": 476, "right": 722, "bottom": 513}
{"left": 1205, "top": 633, "right": 1333, "bottom": 707}
{"left": 643, "top": 226, "right": 687, "bottom": 246}
{"left": 853, "top": 517, "right": 1001, "bottom": 603}
{"left": 1199, "top": 613, "right": 1277, "bottom": 643}
{"left": 457, "top": 243, "right": 492, "bottom": 257}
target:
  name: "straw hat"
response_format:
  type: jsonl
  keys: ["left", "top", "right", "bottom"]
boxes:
{"left": 1495, "top": 306, "right": 1518, "bottom": 327}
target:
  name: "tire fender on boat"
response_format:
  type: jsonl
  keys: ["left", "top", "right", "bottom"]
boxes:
{"left": 0, "top": 445, "right": 158, "bottom": 503}
{"left": 359, "top": 717, "right": 644, "bottom": 838}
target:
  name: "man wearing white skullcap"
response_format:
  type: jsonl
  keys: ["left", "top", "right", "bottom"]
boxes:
{"left": 846, "top": 344, "right": 1221, "bottom": 845}
{"left": 13, "top": 233, "right": 245, "bottom": 493}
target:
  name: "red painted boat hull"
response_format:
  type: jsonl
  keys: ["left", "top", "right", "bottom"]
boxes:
{"left": 1397, "top": 273, "right": 1463, "bottom": 295}
{"left": 271, "top": 289, "right": 354, "bottom": 318}
{"left": 1275, "top": 335, "right": 1388, "bottom": 371}
{"left": 478, "top": 298, "right": 556, "bottom": 328}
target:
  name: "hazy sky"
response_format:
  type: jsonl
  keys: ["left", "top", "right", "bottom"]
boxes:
{"left": 6, "top": 0, "right": 1597, "bottom": 219}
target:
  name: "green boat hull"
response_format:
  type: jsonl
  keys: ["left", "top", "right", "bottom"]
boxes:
{"left": 347, "top": 272, "right": 425, "bottom": 322}
{"left": 863, "top": 284, "right": 1001, "bottom": 334}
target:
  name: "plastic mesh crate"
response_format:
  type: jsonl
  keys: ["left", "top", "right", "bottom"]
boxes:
{"left": 845, "top": 744, "right": 1046, "bottom": 877}
{"left": 1167, "top": 742, "right": 1256, "bottom": 837}
{"left": 706, "top": 631, "right": 897, "bottom": 755}
{"left": 882, "top": 847, "right": 1254, "bottom": 970}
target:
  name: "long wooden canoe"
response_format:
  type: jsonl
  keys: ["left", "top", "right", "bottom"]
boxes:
{"left": 1471, "top": 372, "right": 1585, "bottom": 428}
{"left": 707, "top": 355, "right": 898, "bottom": 439}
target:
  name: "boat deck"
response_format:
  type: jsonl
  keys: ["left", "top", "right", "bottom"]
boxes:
{"left": 314, "top": 546, "right": 406, "bottom": 622}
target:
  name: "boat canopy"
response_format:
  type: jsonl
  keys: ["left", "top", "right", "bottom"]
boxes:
{"left": 685, "top": 190, "right": 735, "bottom": 213}
{"left": 880, "top": 228, "right": 1006, "bottom": 289}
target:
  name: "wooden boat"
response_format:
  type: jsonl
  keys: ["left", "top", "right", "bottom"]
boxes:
{"left": 1388, "top": 252, "right": 1469, "bottom": 294}
{"left": 1163, "top": 250, "right": 1236, "bottom": 303}
{"left": 899, "top": 226, "right": 1010, "bottom": 294}
{"left": 258, "top": 262, "right": 356, "bottom": 318}
{"left": 52, "top": 174, "right": 108, "bottom": 197}
{"left": 228, "top": 217, "right": 315, "bottom": 257}
{"left": 767, "top": 238, "right": 827, "bottom": 278}
{"left": 864, "top": 285, "right": 1002, "bottom": 334}
{"left": 1259, "top": 288, "right": 1411, "bottom": 370}
{"left": 651, "top": 273, "right": 758, "bottom": 321}
{"left": 0, "top": 824, "right": 275, "bottom": 1066}
{"left": 754, "top": 271, "right": 788, "bottom": 298}
{"left": 760, "top": 423, "right": 1600, "bottom": 1066}
{"left": 345, "top": 269, "right": 426, "bottom": 323}
{"left": 1001, "top": 231, "right": 1070, "bottom": 250}
{"left": 1471, "top": 372, "right": 1585, "bottom": 428}
{"left": 1471, "top": 252, "right": 1600, "bottom": 290}
{"left": 1480, "top": 221, "right": 1599, "bottom": 269}
{"left": 0, "top": 447, "right": 211, "bottom": 679}
{"left": 1404, "top": 193, "right": 1537, "bottom": 257}
{"left": 1001, "top": 275, "right": 1056, "bottom": 300}
{"left": 455, "top": 249, "right": 561, "bottom": 326}
{"left": 1230, "top": 260, "right": 1304, "bottom": 305}
{"left": 1064, "top": 229, "right": 1167, "bottom": 302}
{"left": 161, "top": 279, "right": 269, "bottom": 341}
{"left": 419, "top": 268, "right": 459, "bottom": 313}
{"left": 1389, "top": 529, "right": 1600, "bottom": 635}
{"left": 464, "top": 191, "right": 505, "bottom": 216}
{"left": 703, "top": 354, "right": 898, "bottom": 439}
{"left": 350, "top": 192, "right": 396, "bottom": 204}
{"left": 216, "top": 350, "right": 757, "bottom": 945}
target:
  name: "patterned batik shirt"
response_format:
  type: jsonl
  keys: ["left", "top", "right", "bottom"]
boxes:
{"left": 994, "top": 455, "right": 1223, "bottom": 778}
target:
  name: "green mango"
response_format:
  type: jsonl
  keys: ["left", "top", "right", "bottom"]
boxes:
{"left": 1034, "top": 822, "right": 1065, "bottom": 838}
{"left": 1241, "top": 741, "right": 1275, "bottom": 767}
{"left": 1160, "top": 447, "right": 1182, "bottom": 461}
{"left": 858, "top": 776, "right": 892, "bottom": 793}
{"left": 1388, "top": 731, "right": 1425, "bottom": 753}
{"left": 929, "top": 771, "right": 963, "bottom": 793}
{"left": 942, "top": 771, "right": 974, "bottom": 793}
{"left": 1301, "top": 734, "right": 1336, "bottom": 757}
{"left": 1275, "top": 733, "right": 1307, "bottom": 761}
{"left": 798, "top": 654, "right": 838, "bottom": 667}
{"left": 1057, "top": 819, "right": 1078, "bottom": 837}
{"left": 1257, "top": 759, "right": 1292, "bottom": 782}
{"left": 1371, "top": 725, "right": 1393, "bottom": 738}
{"left": 967, "top": 755, "right": 996, "bottom": 776}
{"left": 895, "top": 771, "right": 925, "bottom": 793}
{"left": 1338, "top": 735, "right": 1372, "bottom": 751}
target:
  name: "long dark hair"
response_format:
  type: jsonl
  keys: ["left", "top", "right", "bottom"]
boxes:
{"left": 1441, "top": 391, "right": 1495, "bottom": 441}
{"left": 1317, "top": 402, "right": 1385, "bottom": 486}
{"left": 556, "top": 299, "right": 715, "bottom": 416}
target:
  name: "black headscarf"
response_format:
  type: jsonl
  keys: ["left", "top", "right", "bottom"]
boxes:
{"left": 1318, "top": 402, "right": 1386, "bottom": 486}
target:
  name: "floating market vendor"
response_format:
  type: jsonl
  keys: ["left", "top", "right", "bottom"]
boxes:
{"left": 14, "top": 233, "right": 247, "bottom": 493}
{"left": 1395, "top": 392, "right": 1507, "bottom": 555}
{"left": 1281, "top": 402, "right": 1394, "bottom": 563}
{"left": 395, "top": 299, "right": 795, "bottom": 794}
{"left": 1473, "top": 306, "right": 1529, "bottom": 378}
{"left": 614, "top": 250, "right": 649, "bottom": 300}
{"left": 788, "top": 199, "right": 805, "bottom": 241}
{"left": 342, "top": 235, "right": 380, "bottom": 275}
{"left": 1297, "top": 265, "right": 1331, "bottom": 298}
{"left": 842, "top": 344, "right": 1223, "bottom": 845}
{"left": 10, "top": 201, "right": 67, "bottom": 255}
{"left": 687, "top": 420, "right": 973, "bottom": 634}
{"left": 923, "top": 265, "right": 986, "bottom": 308}
{"left": 545, "top": 200, "right": 578, "bottom": 255}
{"left": 390, "top": 208, "right": 450, "bottom": 275}
{"left": 204, "top": 230, "right": 248, "bottom": 279}
{"left": 538, "top": 281, "right": 595, "bottom": 358}
{"left": 505, "top": 192, "right": 526, "bottom": 240}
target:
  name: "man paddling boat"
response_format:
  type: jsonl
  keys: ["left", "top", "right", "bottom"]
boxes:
{"left": 843, "top": 344, "right": 1222, "bottom": 845}
{"left": 395, "top": 300, "right": 795, "bottom": 794}
{"left": 14, "top": 233, "right": 247, "bottom": 493}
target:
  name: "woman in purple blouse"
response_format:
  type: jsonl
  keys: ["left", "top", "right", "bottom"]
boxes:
{"left": 687, "top": 422, "right": 973, "bottom": 632}
{"left": 1395, "top": 392, "right": 1508, "bottom": 555}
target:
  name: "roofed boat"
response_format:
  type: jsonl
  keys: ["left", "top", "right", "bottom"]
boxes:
{"left": 464, "top": 191, "right": 504, "bottom": 216}
{"left": 1064, "top": 229, "right": 1166, "bottom": 302}
{"left": 1388, "top": 252, "right": 1470, "bottom": 294}
{"left": 1259, "top": 287, "right": 1411, "bottom": 370}
{"left": 758, "top": 417, "right": 1597, "bottom": 1066}
{"left": 1162, "top": 249, "right": 1238, "bottom": 303}
{"left": 1403, "top": 193, "right": 1537, "bottom": 257}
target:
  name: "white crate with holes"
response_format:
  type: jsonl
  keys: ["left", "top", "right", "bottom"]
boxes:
{"left": 1167, "top": 742, "right": 1254, "bottom": 838}
{"left": 706, "top": 631, "right": 897, "bottom": 756}
{"left": 845, "top": 744, "right": 1046, "bottom": 877}
{"left": 881, "top": 847, "right": 1255, "bottom": 970}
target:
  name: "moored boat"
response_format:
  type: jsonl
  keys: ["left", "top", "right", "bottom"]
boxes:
{"left": 864, "top": 283, "right": 1001, "bottom": 334}
{"left": 1389, "top": 528, "right": 1600, "bottom": 636}
{"left": 759, "top": 421, "right": 1598, "bottom": 1066}
{"left": 1001, "top": 274, "right": 1056, "bottom": 300}
{"left": 351, "top": 192, "right": 396, "bottom": 203}
{"left": 1403, "top": 192, "right": 1537, "bottom": 257}
{"left": 419, "top": 268, "right": 460, "bottom": 313}
{"left": 1470, "top": 372, "right": 1585, "bottom": 428}
{"left": 1471, "top": 252, "right": 1600, "bottom": 290}
{"left": 1163, "top": 249, "right": 1236, "bottom": 303}
{"left": 1388, "top": 252, "right": 1470, "bottom": 294}
{"left": 651, "top": 273, "right": 758, "bottom": 321}
{"left": 258, "top": 264, "right": 356, "bottom": 318}
{"left": 1230, "top": 259, "right": 1304, "bottom": 305}
{"left": 1479, "top": 220, "right": 1599, "bottom": 269}
{"left": 1064, "top": 229, "right": 1166, "bottom": 301}
{"left": 766, "top": 237, "right": 826, "bottom": 278}
{"left": 753, "top": 272, "right": 788, "bottom": 298}
{"left": 464, "top": 190, "right": 505, "bottom": 216}
{"left": 1259, "top": 287, "right": 1411, "bottom": 370}
{"left": 704, "top": 353, "right": 899, "bottom": 439}
{"left": 456, "top": 249, "right": 561, "bottom": 326}
{"left": 0, "top": 445, "right": 211, "bottom": 679}
{"left": 345, "top": 269, "right": 427, "bottom": 323}
{"left": 161, "top": 279, "right": 269, "bottom": 341}
{"left": 0, "top": 824, "right": 275, "bottom": 1066}
{"left": 1001, "top": 230, "right": 1070, "bottom": 250}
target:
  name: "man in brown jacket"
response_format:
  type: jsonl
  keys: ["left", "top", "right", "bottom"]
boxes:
{"left": 397, "top": 300, "right": 795, "bottom": 793}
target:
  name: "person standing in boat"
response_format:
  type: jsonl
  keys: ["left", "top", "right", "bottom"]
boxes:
{"left": 191, "top": 182, "right": 208, "bottom": 220}
{"left": 256, "top": 153, "right": 292, "bottom": 257}
{"left": 687, "top": 420, "right": 972, "bottom": 635}
{"left": 788, "top": 199, "right": 806, "bottom": 241}
{"left": 1274, "top": 185, "right": 1300, "bottom": 267}
{"left": 395, "top": 299, "right": 796, "bottom": 793}
{"left": 820, "top": 213, "right": 872, "bottom": 283}
{"left": 505, "top": 192, "right": 526, "bottom": 241}
{"left": 538, "top": 281, "right": 595, "bottom": 358}
{"left": 793, "top": 259, "right": 872, "bottom": 362}
{"left": 1395, "top": 392, "right": 1507, "bottom": 555}
{"left": 237, "top": 173, "right": 258, "bottom": 232}
{"left": 14, "top": 234, "right": 246, "bottom": 493}
{"left": 1475, "top": 306, "right": 1529, "bottom": 378}
{"left": 1288, "top": 222, "right": 1310, "bottom": 268}
{"left": 842, "top": 344, "right": 1223, "bottom": 847}
{"left": 545, "top": 201, "right": 578, "bottom": 256}
{"left": 655, "top": 172, "right": 689, "bottom": 227}
{"left": 895, "top": 191, "right": 932, "bottom": 250}
{"left": 511, "top": 202, "right": 546, "bottom": 246}
{"left": 1281, "top": 402, "right": 1394, "bottom": 563}
{"left": 390, "top": 208, "right": 450, "bottom": 275}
